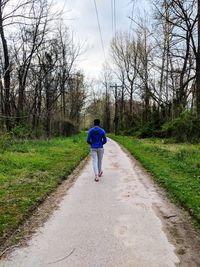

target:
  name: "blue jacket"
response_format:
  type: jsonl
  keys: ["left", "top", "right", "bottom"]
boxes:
{"left": 87, "top": 127, "right": 107, "bottom": 148}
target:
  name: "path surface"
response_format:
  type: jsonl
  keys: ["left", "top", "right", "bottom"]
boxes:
{"left": 0, "top": 139, "right": 180, "bottom": 267}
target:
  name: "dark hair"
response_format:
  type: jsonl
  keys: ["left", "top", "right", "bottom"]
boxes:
{"left": 94, "top": 119, "right": 100, "bottom": 126}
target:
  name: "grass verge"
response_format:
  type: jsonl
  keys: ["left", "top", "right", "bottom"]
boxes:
{"left": 0, "top": 132, "right": 89, "bottom": 245}
{"left": 109, "top": 134, "right": 200, "bottom": 226}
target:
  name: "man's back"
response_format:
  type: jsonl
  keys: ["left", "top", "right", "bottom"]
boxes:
{"left": 87, "top": 126, "right": 107, "bottom": 149}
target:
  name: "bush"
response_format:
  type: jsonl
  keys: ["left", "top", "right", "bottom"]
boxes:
{"left": 0, "top": 132, "right": 14, "bottom": 152}
{"left": 162, "top": 111, "right": 200, "bottom": 143}
{"left": 12, "top": 124, "right": 32, "bottom": 139}
{"left": 135, "top": 124, "right": 155, "bottom": 138}
{"left": 135, "top": 122, "right": 164, "bottom": 138}
{"left": 122, "top": 110, "right": 200, "bottom": 143}
{"left": 121, "top": 128, "right": 136, "bottom": 136}
{"left": 128, "top": 106, "right": 164, "bottom": 138}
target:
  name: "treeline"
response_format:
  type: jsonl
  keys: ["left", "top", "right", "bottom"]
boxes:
{"left": 0, "top": 0, "right": 86, "bottom": 138}
{"left": 87, "top": 0, "right": 200, "bottom": 142}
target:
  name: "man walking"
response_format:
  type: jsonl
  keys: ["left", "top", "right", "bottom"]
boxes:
{"left": 87, "top": 119, "right": 107, "bottom": 182}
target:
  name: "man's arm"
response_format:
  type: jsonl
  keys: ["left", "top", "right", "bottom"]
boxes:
{"left": 102, "top": 131, "right": 107, "bottom": 145}
{"left": 87, "top": 130, "right": 92, "bottom": 145}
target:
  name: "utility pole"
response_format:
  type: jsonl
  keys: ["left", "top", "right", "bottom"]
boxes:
{"left": 110, "top": 84, "right": 122, "bottom": 134}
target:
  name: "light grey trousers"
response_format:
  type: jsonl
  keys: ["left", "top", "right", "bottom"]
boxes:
{"left": 91, "top": 148, "right": 104, "bottom": 176}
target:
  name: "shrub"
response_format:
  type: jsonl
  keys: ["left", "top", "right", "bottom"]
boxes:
{"left": 0, "top": 132, "right": 14, "bottom": 152}
{"left": 12, "top": 124, "right": 32, "bottom": 139}
{"left": 135, "top": 122, "right": 164, "bottom": 138}
{"left": 162, "top": 111, "right": 200, "bottom": 143}
{"left": 135, "top": 124, "right": 155, "bottom": 138}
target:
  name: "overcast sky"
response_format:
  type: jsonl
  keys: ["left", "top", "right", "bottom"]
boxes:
{"left": 58, "top": 0, "right": 150, "bottom": 80}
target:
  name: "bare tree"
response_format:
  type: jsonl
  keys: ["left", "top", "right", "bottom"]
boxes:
{"left": 111, "top": 32, "right": 139, "bottom": 116}
{"left": 154, "top": 0, "right": 197, "bottom": 116}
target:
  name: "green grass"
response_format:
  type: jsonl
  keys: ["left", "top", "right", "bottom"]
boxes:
{"left": 110, "top": 134, "right": 200, "bottom": 225}
{"left": 0, "top": 132, "right": 89, "bottom": 244}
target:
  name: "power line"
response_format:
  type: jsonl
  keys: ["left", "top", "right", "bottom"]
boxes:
{"left": 93, "top": 0, "right": 106, "bottom": 62}
{"left": 129, "top": 0, "right": 135, "bottom": 38}
{"left": 111, "top": 0, "right": 114, "bottom": 37}
{"left": 113, "top": 0, "right": 116, "bottom": 35}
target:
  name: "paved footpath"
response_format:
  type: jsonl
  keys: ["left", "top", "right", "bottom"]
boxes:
{"left": 0, "top": 139, "right": 180, "bottom": 267}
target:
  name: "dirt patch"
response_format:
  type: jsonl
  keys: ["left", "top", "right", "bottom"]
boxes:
{"left": 0, "top": 156, "right": 90, "bottom": 259}
{"left": 154, "top": 202, "right": 200, "bottom": 267}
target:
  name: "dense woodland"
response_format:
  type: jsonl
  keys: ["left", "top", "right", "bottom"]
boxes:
{"left": 0, "top": 0, "right": 200, "bottom": 142}
{"left": 0, "top": 0, "right": 86, "bottom": 138}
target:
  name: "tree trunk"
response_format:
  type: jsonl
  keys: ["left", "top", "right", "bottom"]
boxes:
{"left": 17, "top": 68, "right": 25, "bottom": 121}
{"left": 46, "top": 86, "right": 51, "bottom": 138}
{"left": 103, "top": 84, "right": 111, "bottom": 132}
{"left": 130, "top": 85, "right": 133, "bottom": 115}
{"left": 0, "top": 77, "right": 4, "bottom": 130}
{"left": 114, "top": 84, "right": 119, "bottom": 134}
{"left": 197, "top": 0, "right": 200, "bottom": 120}
{"left": 119, "top": 85, "right": 125, "bottom": 130}
{"left": 0, "top": 4, "right": 11, "bottom": 130}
